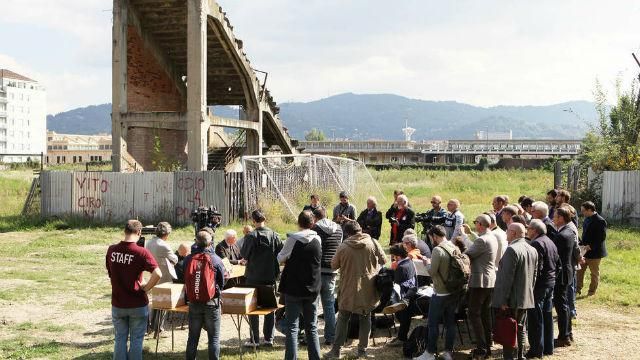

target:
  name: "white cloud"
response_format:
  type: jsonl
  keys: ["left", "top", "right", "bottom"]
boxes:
{"left": 2, "top": 0, "right": 640, "bottom": 115}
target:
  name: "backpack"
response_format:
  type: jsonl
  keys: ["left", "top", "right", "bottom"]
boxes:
{"left": 440, "top": 243, "right": 471, "bottom": 294}
{"left": 403, "top": 325, "right": 428, "bottom": 358}
{"left": 373, "top": 267, "right": 394, "bottom": 313}
{"left": 184, "top": 253, "right": 216, "bottom": 303}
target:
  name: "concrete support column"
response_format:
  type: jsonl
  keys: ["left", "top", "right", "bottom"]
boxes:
{"left": 244, "top": 106, "right": 262, "bottom": 156}
{"left": 187, "top": 0, "right": 208, "bottom": 171}
{"left": 111, "top": 0, "right": 128, "bottom": 172}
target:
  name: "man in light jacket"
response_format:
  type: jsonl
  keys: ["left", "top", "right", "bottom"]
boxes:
{"left": 466, "top": 214, "right": 498, "bottom": 360}
{"left": 145, "top": 222, "right": 178, "bottom": 332}
{"left": 492, "top": 223, "right": 538, "bottom": 360}
{"left": 324, "top": 221, "right": 386, "bottom": 359}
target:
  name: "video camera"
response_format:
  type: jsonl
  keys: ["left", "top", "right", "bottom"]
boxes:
{"left": 191, "top": 206, "right": 222, "bottom": 235}
{"left": 415, "top": 211, "right": 445, "bottom": 234}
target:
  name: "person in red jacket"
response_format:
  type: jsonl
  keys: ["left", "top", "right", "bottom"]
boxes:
{"left": 106, "top": 220, "right": 161, "bottom": 360}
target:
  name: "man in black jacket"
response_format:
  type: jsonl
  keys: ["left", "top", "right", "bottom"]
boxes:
{"left": 312, "top": 207, "right": 343, "bottom": 345}
{"left": 551, "top": 207, "right": 576, "bottom": 347}
{"left": 526, "top": 219, "right": 560, "bottom": 358}
{"left": 578, "top": 201, "right": 608, "bottom": 296}
{"left": 357, "top": 196, "right": 383, "bottom": 240}
{"left": 278, "top": 211, "right": 322, "bottom": 360}
{"left": 388, "top": 194, "right": 416, "bottom": 246}
{"left": 240, "top": 210, "right": 284, "bottom": 347}
{"left": 531, "top": 201, "right": 557, "bottom": 239}
{"left": 492, "top": 195, "right": 509, "bottom": 231}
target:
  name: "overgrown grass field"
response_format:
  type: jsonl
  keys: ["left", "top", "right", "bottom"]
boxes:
{"left": 0, "top": 169, "right": 638, "bottom": 359}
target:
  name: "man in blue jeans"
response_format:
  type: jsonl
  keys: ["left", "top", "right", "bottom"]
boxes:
{"left": 311, "top": 207, "right": 343, "bottom": 345}
{"left": 184, "top": 230, "right": 227, "bottom": 360}
{"left": 526, "top": 219, "right": 560, "bottom": 358}
{"left": 415, "top": 225, "right": 458, "bottom": 360}
{"left": 278, "top": 211, "right": 322, "bottom": 360}
{"left": 106, "top": 220, "right": 162, "bottom": 360}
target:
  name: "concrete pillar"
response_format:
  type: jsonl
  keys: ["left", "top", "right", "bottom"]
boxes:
{"left": 111, "top": 0, "right": 128, "bottom": 172}
{"left": 187, "top": 0, "right": 208, "bottom": 171}
{"left": 244, "top": 106, "right": 262, "bottom": 156}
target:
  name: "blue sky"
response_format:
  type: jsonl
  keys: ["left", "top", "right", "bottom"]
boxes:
{"left": 1, "top": 0, "right": 639, "bottom": 114}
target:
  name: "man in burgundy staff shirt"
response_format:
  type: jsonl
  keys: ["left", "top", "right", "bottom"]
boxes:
{"left": 106, "top": 220, "right": 162, "bottom": 360}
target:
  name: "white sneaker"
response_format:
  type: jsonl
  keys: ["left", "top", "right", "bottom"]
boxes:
{"left": 413, "top": 351, "right": 435, "bottom": 360}
{"left": 439, "top": 351, "right": 453, "bottom": 360}
{"left": 243, "top": 340, "right": 259, "bottom": 347}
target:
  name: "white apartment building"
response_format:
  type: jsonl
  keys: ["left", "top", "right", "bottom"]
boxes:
{"left": 0, "top": 69, "right": 47, "bottom": 163}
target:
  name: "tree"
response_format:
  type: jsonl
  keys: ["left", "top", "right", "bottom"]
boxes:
{"left": 581, "top": 80, "right": 640, "bottom": 171}
{"left": 304, "top": 128, "right": 326, "bottom": 141}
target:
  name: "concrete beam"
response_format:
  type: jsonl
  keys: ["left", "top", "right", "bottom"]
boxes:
{"left": 120, "top": 112, "right": 187, "bottom": 131}
{"left": 207, "top": 113, "right": 260, "bottom": 132}
{"left": 186, "top": 0, "right": 208, "bottom": 171}
{"left": 206, "top": 13, "right": 258, "bottom": 110}
{"left": 112, "top": 0, "right": 128, "bottom": 172}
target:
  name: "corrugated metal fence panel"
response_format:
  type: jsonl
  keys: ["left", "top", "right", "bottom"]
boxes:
{"left": 173, "top": 171, "right": 226, "bottom": 225}
{"left": 40, "top": 171, "right": 72, "bottom": 217}
{"left": 624, "top": 171, "right": 640, "bottom": 221}
{"left": 132, "top": 172, "right": 174, "bottom": 223}
{"left": 71, "top": 172, "right": 134, "bottom": 222}
{"left": 602, "top": 171, "right": 621, "bottom": 221}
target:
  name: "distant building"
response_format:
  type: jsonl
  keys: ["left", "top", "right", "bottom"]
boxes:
{"left": 0, "top": 69, "right": 47, "bottom": 163}
{"left": 475, "top": 130, "right": 513, "bottom": 140}
{"left": 46, "top": 131, "right": 112, "bottom": 164}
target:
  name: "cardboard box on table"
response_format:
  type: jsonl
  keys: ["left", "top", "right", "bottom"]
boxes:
{"left": 151, "top": 283, "right": 186, "bottom": 309}
{"left": 221, "top": 287, "right": 257, "bottom": 314}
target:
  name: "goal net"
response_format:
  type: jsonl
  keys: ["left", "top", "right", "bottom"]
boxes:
{"left": 242, "top": 154, "right": 384, "bottom": 224}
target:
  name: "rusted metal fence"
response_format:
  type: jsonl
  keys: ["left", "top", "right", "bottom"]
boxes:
{"left": 40, "top": 170, "right": 242, "bottom": 225}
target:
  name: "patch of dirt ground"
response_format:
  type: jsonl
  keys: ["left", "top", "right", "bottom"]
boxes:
{"left": 1, "top": 297, "right": 638, "bottom": 359}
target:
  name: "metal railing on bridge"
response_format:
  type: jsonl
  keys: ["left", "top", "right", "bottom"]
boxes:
{"left": 300, "top": 139, "right": 582, "bottom": 156}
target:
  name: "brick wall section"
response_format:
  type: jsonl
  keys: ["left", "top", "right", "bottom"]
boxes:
{"left": 126, "top": 127, "right": 188, "bottom": 170}
{"left": 127, "top": 26, "right": 185, "bottom": 112}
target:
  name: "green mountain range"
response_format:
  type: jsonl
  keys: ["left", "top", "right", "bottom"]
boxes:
{"left": 46, "top": 93, "right": 597, "bottom": 140}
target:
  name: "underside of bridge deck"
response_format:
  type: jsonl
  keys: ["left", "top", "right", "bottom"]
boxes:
{"left": 112, "top": 0, "right": 296, "bottom": 172}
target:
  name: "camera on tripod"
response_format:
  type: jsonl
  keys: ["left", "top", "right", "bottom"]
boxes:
{"left": 191, "top": 206, "right": 222, "bottom": 235}
{"left": 415, "top": 211, "right": 445, "bottom": 233}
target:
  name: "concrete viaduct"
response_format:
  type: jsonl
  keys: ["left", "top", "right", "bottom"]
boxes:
{"left": 111, "top": 0, "right": 296, "bottom": 172}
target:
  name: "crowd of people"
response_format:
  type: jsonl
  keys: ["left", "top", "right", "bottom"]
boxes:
{"left": 104, "top": 188, "right": 607, "bottom": 360}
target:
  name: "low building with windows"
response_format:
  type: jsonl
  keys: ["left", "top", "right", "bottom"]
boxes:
{"left": 46, "top": 131, "right": 112, "bottom": 164}
{"left": 0, "top": 69, "right": 47, "bottom": 163}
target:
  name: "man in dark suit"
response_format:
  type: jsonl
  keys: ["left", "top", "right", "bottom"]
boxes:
{"left": 578, "top": 201, "right": 607, "bottom": 296}
{"left": 531, "top": 201, "right": 557, "bottom": 239}
{"left": 492, "top": 195, "right": 509, "bottom": 231}
{"left": 214, "top": 229, "right": 242, "bottom": 265}
{"left": 492, "top": 223, "right": 538, "bottom": 360}
{"left": 551, "top": 207, "right": 576, "bottom": 347}
{"left": 526, "top": 219, "right": 560, "bottom": 358}
{"left": 357, "top": 196, "right": 383, "bottom": 240}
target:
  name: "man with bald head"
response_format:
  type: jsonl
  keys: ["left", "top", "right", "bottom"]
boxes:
{"left": 526, "top": 219, "right": 560, "bottom": 358}
{"left": 466, "top": 214, "right": 498, "bottom": 359}
{"left": 492, "top": 223, "right": 538, "bottom": 360}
